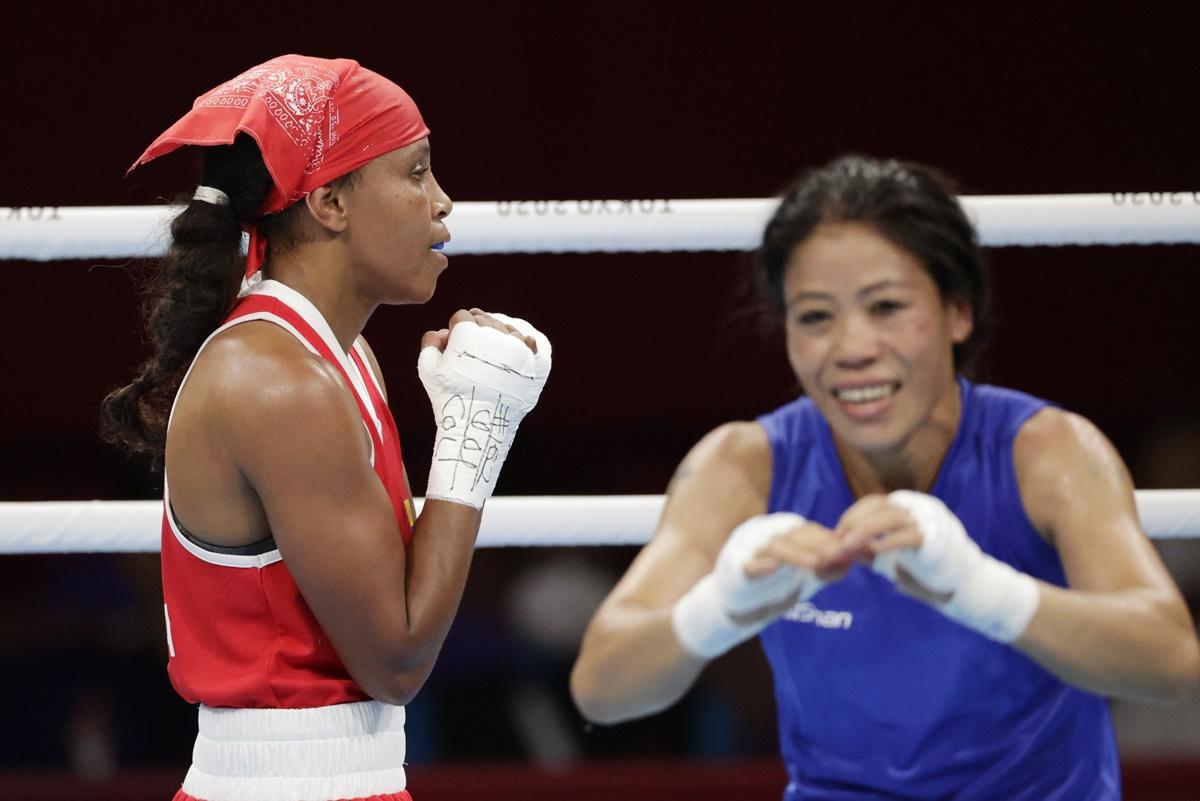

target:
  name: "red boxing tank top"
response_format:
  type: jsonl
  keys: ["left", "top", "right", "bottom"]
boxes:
{"left": 160, "top": 279, "right": 415, "bottom": 708}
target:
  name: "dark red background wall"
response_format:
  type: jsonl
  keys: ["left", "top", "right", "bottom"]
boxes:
{"left": 3, "top": 4, "right": 1198, "bottom": 500}
{"left": 1, "top": 2, "right": 1198, "bottom": 793}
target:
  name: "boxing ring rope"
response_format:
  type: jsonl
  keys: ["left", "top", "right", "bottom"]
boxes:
{"left": 3, "top": 193, "right": 1200, "bottom": 260}
{"left": 2, "top": 491, "right": 1199, "bottom": 554}
{"left": 2, "top": 194, "right": 1198, "bottom": 554}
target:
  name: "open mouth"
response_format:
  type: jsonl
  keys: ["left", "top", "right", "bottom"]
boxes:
{"left": 431, "top": 242, "right": 446, "bottom": 251}
{"left": 832, "top": 382, "right": 900, "bottom": 405}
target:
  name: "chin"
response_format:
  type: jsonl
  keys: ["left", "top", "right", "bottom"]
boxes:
{"left": 828, "top": 417, "right": 911, "bottom": 455}
{"left": 413, "top": 277, "right": 441, "bottom": 305}
{"left": 421, "top": 271, "right": 442, "bottom": 300}
{"left": 389, "top": 286, "right": 437, "bottom": 306}
{"left": 383, "top": 272, "right": 440, "bottom": 306}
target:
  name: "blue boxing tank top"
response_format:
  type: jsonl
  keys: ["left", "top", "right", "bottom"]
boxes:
{"left": 757, "top": 378, "right": 1120, "bottom": 801}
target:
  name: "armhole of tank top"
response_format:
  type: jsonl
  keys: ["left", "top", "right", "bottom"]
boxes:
{"left": 164, "top": 476, "right": 283, "bottom": 568}
{"left": 758, "top": 412, "right": 786, "bottom": 515}
{"left": 1005, "top": 402, "right": 1058, "bottom": 561}
{"left": 167, "top": 497, "right": 277, "bottom": 556}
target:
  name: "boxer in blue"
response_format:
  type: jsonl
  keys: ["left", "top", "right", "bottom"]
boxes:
{"left": 572, "top": 156, "right": 1200, "bottom": 799}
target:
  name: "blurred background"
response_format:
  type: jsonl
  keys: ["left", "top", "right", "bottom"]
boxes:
{"left": 2, "top": 2, "right": 1199, "bottom": 799}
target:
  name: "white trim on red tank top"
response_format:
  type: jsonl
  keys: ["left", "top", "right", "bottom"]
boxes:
{"left": 253, "top": 280, "right": 385, "bottom": 440}
{"left": 351, "top": 339, "right": 387, "bottom": 401}
{"left": 164, "top": 279, "right": 385, "bottom": 569}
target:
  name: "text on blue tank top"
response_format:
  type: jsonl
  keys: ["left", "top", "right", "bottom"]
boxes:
{"left": 756, "top": 378, "right": 1120, "bottom": 801}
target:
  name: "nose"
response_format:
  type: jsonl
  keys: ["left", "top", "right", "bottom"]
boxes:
{"left": 832, "top": 311, "right": 881, "bottom": 370}
{"left": 431, "top": 173, "right": 453, "bottom": 220}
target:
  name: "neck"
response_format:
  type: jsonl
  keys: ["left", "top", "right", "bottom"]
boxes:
{"left": 265, "top": 248, "right": 376, "bottom": 353}
{"left": 833, "top": 378, "right": 963, "bottom": 497}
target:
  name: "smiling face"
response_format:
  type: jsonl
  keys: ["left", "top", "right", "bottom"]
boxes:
{"left": 340, "top": 137, "right": 453, "bottom": 304}
{"left": 782, "top": 221, "right": 973, "bottom": 455}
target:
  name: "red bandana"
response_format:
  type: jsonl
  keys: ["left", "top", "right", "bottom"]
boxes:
{"left": 131, "top": 54, "right": 429, "bottom": 276}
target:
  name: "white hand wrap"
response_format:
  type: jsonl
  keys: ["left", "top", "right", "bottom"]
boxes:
{"left": 672, "top": 513, "right": 823, "bottom": 659}
{"left": 418, "top": 313, "right": 551, "bottom": 508}
{"left": 873, "top": 490, "right": 1040, "bottom": 643}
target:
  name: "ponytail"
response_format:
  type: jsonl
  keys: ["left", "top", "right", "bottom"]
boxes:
{"left": 101, "top": 134, "right": 275, "bottom": 462}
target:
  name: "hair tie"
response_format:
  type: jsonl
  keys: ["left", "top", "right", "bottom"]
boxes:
{"left": 192, "top": 185, "right": 230, "bottom": 206}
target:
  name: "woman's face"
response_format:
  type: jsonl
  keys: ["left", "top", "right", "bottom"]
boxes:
{"left": 341, "top": 137, "right": 453, "bottom": 304}
{"left": 782, "top": 221, "right": 972, "bottom": 454}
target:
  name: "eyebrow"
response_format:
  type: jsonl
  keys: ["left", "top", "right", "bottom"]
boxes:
{"left": 785, "top": 279, "right": 912, "bottom": 307}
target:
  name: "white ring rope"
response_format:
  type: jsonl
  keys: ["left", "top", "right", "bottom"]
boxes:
{"left": 1, "top": 491, "right": 1197, "bottom": 554}
{"left": 4, "top": 195, "right": 1198, "bottom": 552}
{"left": 3, "top": 193, "right": 1200, "bottom": 261}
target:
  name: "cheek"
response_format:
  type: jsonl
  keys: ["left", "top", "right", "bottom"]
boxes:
{"left": 371, "top": 190, "right": 424, "bottom": 242}
{"left": 908, "top": 317, "right": 936, "bottom": 350}
{"left": 892, "top": 306, "right": 936, "bottom": 347}
{"left": 895, "top": 312, "right": 955, "bottom": 376}
{"left": 785, "top": 329, "right": 821, "bottom": 379}
{"left": 405, "top": 197, "right": 434, "bottom": 244}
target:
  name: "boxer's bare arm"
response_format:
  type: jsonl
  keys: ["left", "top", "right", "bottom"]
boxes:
{"left": 1013, "top": 409, "right": 1200, "bottom": 701}
{"left": 570, "top": 422, "right": 772, "bottom": 724}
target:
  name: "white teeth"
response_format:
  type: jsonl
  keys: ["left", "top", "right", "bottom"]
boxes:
{"left": 834, "top": 384, "right": 896, "bottom": 404}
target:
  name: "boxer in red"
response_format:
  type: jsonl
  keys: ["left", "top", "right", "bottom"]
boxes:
{"left": 103, "top": 54, "right": 552, "bottom": 801}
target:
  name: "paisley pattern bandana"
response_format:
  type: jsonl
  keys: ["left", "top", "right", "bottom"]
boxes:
{"left": 131, "top": 54, "right": 429, "bottom": 276}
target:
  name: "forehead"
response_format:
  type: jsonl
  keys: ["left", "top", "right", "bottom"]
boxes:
{"left": 363, "top": 137, "right": 431, "bottom": 174}
{"left": 783, "top": 221, "right": 931, "bottom": 297}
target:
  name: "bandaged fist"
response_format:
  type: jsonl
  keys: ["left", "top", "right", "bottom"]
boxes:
{"left": 716, "top": 513, "right": 830, "bottom": 617}
{"left": 873, "top": 491, "right": 986, "bottom": 595}
{"left": 837, "top": 490, "right": 1039, "bottom": 642}
{"left": 418, "top": 310, "right": 552, "bottom": 509}
{"left": 672, "top": 513, "right": 831, "bottom": 659}
{"left": 835, "top": 491, "right": 970, "bottom": 596}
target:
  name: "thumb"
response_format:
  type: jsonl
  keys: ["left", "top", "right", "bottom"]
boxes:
{"left": 743, "top": 555, "right": 783, "bottom": 579}
{"left": 421, "top": 328, "right": 450, "bottom": 351}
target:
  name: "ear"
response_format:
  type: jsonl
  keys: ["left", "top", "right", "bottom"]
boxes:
{"left": 947, "top": 295, "right": 974, "bottom": 345}
{"left": 302, "top": 184, "right": 349, "bottom": 234}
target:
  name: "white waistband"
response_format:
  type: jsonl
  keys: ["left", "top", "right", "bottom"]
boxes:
{"left": 181, "top": 701, "right": 407, "bottom": 801}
